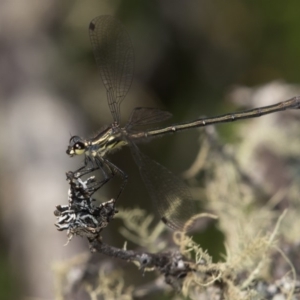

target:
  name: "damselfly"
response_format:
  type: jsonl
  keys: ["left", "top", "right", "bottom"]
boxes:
{"left": 67, "top": 16, "right": 300, "bottom": 230}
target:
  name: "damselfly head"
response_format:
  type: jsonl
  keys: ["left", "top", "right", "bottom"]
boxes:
{"left": 67, "top": 136, "right": 87, "bottom": 157}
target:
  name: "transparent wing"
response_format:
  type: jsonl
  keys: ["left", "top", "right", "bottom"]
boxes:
{"left": 126, "top": 107, "right": 172, "bottom": 130}
{"left": 89, "top": 15, "right": 134, "bottom": 124}
{"left": 129, "top": 141, "right": 196, "bottom": 230}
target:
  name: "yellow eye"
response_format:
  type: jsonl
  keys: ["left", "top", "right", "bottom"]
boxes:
{"left": 74, "top": 142, "right": 86, "bottom": 155}
{"left": 74, "top": 148, "right": 85, "bottom": 155}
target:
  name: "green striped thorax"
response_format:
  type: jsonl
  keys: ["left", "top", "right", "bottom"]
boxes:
{"left": 66, "top": 126, "right": 127, "bottom": 158}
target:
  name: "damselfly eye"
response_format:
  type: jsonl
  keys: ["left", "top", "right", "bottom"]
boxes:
{"left": 73, "top": 141, "right": 86, "bottom": 155}
{"left": 67, "top": 136, "right": 86, "bottom": 156}
{"left": 75, "top": 142, "right": 85, "bottom": 150}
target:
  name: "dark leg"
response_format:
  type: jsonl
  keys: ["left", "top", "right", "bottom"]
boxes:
{"left": 102, "top": 158, "right": 128, "bottom": 202}
{"left": 73, "top": 156, "right": 98, "bottom": 178}
{"left": 73, "top": 155, "right": 128, "bottom": 202}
